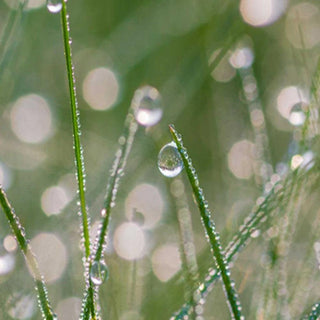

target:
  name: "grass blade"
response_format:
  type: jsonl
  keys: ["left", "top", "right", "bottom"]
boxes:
{"left": 60, "top": 1, "right": 95, "bottom": 317}
{"left": 0, "top": 187, "right": 56, "bottom": 320}
{"left": 170, "top": 177, "right": 200, "bottom": 317}
{"left": 81, "top": 104, "right": 138, "bottom": 320}
{"left": 169, "top": 124, "right": 244, "bottom": 320}
{"left": 0, "top": 0, "right": 27, "bottom": 78}
{"left": 60, "top": 0, "right": 91, "bottom": 260}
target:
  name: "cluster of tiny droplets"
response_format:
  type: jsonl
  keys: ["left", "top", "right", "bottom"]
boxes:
{"left": 303, "top": 303, "right": 320, "bottom": 320}
{"left": 171, "top": 127, "right": 244, "bottom": 320}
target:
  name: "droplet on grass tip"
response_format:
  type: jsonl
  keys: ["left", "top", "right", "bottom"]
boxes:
{"left": 46, "top": 0, "right": 62, "bottom": 13}
{"left": 289, "top": 102, "right": 306, "bottom": 126}
{"left": 133, "top": 86, "right": 163, "bottom": 127}
{"left": 90, "top": 261, "right": 108, "bottom": 286}
{"left": 158, "top": 142, "right": 183, "bottom": 178}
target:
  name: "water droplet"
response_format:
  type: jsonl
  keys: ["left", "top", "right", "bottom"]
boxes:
{"left": 90, "top": 261, "right": 108, "bottom": 286}
{"left": 289, "top": 102, "right": 306, "bottom": 126}
{"left": 133, "top": 86, "right": 163, "bottom": 127}
{"left": 46, "top": 0, "right": 62, "bottom": 13}
{"left": 158, "top": 142, "right": 183, "bottom": 178}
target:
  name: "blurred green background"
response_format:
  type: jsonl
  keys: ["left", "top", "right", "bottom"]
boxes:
{"left": 0, "top": 0, "right": 320, "bottom": 319}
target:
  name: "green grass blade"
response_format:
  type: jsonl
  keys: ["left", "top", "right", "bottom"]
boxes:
{"left": 60, "top": 0, "right": 91, "bottom": 260}
{"left": 59, "top": 1, "right": 95, "bottom": 317}
{"left": 80, "top": 106, "right": 138, "bottom": 320}
{"left": 0, "top": 187, "right": 56, "bottom": 320}
{"left": 169, "top": 124, "right": 244, "bottom": 320}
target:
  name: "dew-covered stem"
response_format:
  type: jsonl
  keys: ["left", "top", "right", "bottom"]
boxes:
{"left": 0, "top": 187, "right": 56, "bottom": 320}
{"left": 169, "top": 124, "right": 244, "bottom": 320}
{"left": 81, "top": 108, "right": 138, "bottom": 320}
{"left": 301, "top": 302, "right": 320, "bottom": 320}
{"left": 60, "top": 0, "right": 90, "bottom": 260}
{"left": 60, "top": 1, "right": 95, "bottom": 317}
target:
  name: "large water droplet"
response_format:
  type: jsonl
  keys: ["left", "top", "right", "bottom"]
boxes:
{"left": 133, "top": 86, "right": 163, "bottom": 127}
{"left": 47, "top": 0, "right": 62, "bottom": 13}
{"left": 158, "top": 142, "right": 183, "bottom": 178}
{"left": 90, "top": 261, "right": 108, "bottom": 286}
{"left": 289, "top": 102, "right": 306, "bottom": 126}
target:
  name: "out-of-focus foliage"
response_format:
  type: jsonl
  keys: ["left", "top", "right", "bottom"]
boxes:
{"left": 0, "top": 0, "right": 320, "bottom": 319}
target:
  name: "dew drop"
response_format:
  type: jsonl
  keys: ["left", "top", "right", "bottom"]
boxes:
{"left": 133, "top": 85, "right": 163, "bottom": 127}
{"left": 46, "top": 0, "right": 62, "bottom": 13}
{"left": 90, "top": 261, "right": 108, "bottom": 286}
{"left": 158, "top": 142, "right": 183, "bottom": 178}
{"left": 289, "top": 102, "right": 306, "bottom": 126}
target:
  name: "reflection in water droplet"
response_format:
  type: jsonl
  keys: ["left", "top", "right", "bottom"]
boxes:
{"left": 46, "top": 0, "right": 62, "bottom": 13}
{"left": 158, "top": 142, "right": 183, "bottom": 178}
{"left": 133, "top": 86, "right": 163, "bottom": 126}
{"left": 90, "top": 261, "right": 108, "bottom": 285}
{"left": 289, "top": 102, "right": 306, "bottom": 126}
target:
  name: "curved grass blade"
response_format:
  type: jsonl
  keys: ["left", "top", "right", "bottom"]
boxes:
{"left": 171, "top": 156, "right": 318, "bottom": 319}
{"left": 59, "top": 1, "right": 95, "bottom": 317}
{"left": 80, "top": 105, "right": 138, "bottom": 320}
{"left": 169, "top": 124, "right": 244, "bottom": 320}
{"left": 0, "top": 187, "right": 56, "bottom": 320}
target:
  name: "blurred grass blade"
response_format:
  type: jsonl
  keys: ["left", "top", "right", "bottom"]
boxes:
{"left": 169, "top": 124, "right": 244, "bottom": 320}
{"left": 81, "top": 105, "right": 138, "bottom": 320}
{"left": 170, "top": 177, "right": 200, "bottom": 317}
{"left": 60, "top": 1, "right": 94, "bottom": 317}
{"left": 0, "top": 187, "right": 56, "bottom": 320}
{"left": 0, "top": 0, "right": 27, "bottom": 78}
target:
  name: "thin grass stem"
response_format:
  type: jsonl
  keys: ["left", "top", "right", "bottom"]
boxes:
{"left": 60, "top": 1, "right": 95, "bottom": 317}
{"left": 81, "top": 106, "right": 138, "bottom": 320}
{"left": 0, "top": 187, "right": 56, "bottom": 320}
{"left": 169, "top": 124, "right": 244, "bottom": 320}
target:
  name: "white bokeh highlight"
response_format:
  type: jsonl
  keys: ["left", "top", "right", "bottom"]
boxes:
{"left": 125, "top": 184, "right": 164, "bottom": 229}
{"left": 151, "top": 244, "right": 181, "bottom": 282}
{"left": 240, "top": 0, "right": 287, "bottom": 27}
{"left": 113, "top": 222, "right": 145, "bottom": 260}
{"left": 10, "top": 94, "right": 53, "bottom": 144}
{"left": 83, "top": 67, "right": 119, "bottom": 110}
{"left": 228, "top": 140, "right": 255, "bottom": 180}
{"left": 28, "top": 233, "right": 68, "bottom": 283}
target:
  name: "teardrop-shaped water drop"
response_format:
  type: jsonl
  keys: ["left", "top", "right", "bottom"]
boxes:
{"left": 133, "top": 85, "right": 163, "bottom": 127}
{"left": 90, "top": 261, "right": 108, "bottom": 286}
{"left": 289, "top": 102, "right": 306, "bottom": 126}
{"left": 158, "top": 142, "right": 183, "bottom": 178}
{"left": 47, "top": 0, "right": 62, "bottom": 13}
